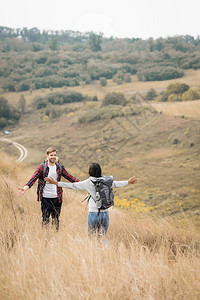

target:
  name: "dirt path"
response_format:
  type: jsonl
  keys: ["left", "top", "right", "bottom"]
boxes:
{"left": 151, "top": 99, "right": 200, "bottom": 119}
{"left": 0, "top": 138, "right": 28, "bottom": 162}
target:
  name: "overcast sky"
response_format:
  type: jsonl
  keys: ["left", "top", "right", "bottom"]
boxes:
{"left": 1, "top": 0, "right": 200, "bottom": 39}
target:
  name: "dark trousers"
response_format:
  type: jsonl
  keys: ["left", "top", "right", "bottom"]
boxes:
{"left": 41, "top": 197, "right": 62, "bottom": 230}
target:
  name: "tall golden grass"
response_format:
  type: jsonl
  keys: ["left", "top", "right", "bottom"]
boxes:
{"left": 0, "top": 152, "right": 200, "bottom": 299}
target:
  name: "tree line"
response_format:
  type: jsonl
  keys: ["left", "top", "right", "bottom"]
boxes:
{"left": 0, "top": 26, "right": 200, "bottom": 92}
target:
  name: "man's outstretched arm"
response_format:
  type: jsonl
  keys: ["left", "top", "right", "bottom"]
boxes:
{"left": 61, "top": 166, "right": 79, "bottom": 182}
{"left": 18, "top": 164, "right": 43, "bottom": 197}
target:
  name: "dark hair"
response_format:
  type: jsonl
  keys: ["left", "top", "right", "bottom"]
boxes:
{"left": 89, "top": 163, "right": 102, "bottom": 177}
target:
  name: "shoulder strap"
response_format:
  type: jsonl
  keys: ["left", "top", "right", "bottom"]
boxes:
{"left": 57, "top": 162, "right": 62, "bottom": 176}
{"left": 42, "top": 160, "right": 48, "bottom": 178}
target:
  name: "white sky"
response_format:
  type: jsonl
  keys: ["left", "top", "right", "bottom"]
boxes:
{"left": 1, "top": 0, "right": 200, "bottom": 39}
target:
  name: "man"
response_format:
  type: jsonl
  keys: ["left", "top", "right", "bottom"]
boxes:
{"left": 18, "top": 146, "right": 79, "bottom": 230}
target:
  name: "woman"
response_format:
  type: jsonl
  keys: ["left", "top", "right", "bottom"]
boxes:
{"left": 45, "top": 162, "right": 137, "bottom": 236}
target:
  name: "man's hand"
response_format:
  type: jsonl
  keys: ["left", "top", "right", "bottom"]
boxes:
{"left": 18, "top": 185, "right": 29, "bottom": 197}
{"left": 45, "top": 176, "right": 58, "bottom": 185}
{"left": 128, "top": 177, "right": 138, "bottom": 184}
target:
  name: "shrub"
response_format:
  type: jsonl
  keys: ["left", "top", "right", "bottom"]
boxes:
{"left": 137, "top": 66, "right": 184, "bottom": 81}
{"left": 0, "top": 97, "right": 20, "bottom": 129}
{"left": 32, "top": 91, "right": 85, "bottom": 109}
{"left": 78, "top": 104, "right": 142, "bottom": 123}
{"left": 145, "top": 88, "right": 157, "bottom": 100}
{"left": 166, "top": 83, "right": 189, "bottom": 95}
{"left": 182, "top": 89, "right": 200, "bottom": 101}
{"left": 99, "top": 77, "right": 107, "bottom": 87}
{"left": 32, "top": 96, "right": 48, "bottom": 109}
{"left": 102, "top": 92, "right": 127, "bottom": 106}
{"left": 160, "top": 83, "right": 190, "bottom": 102}
{"left": 172, "top": 138, "right": 179, "bottom": 144}
{"left": 123, "top": 73, "right": 132, "bottom": 82}
{"left": 168, "top": 94, "right": 182, "bottom": 102}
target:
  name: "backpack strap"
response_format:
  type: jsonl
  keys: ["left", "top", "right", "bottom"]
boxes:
{"left": 91, "top": 180, "right": 102, "bottom": 216}
{"left": 58, "top": 163, "right": 62, "bottom": 176}
{"left": 42, "top": 160, "right": 48, "bottom": 178}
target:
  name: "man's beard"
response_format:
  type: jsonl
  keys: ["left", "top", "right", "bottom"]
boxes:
{"left": 49, "top": 158, "right": 55, "bottom": 163}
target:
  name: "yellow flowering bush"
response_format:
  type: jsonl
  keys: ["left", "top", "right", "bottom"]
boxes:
{"left": 67, "top": 112, "right": 75, "bottom": 117}
{"left": 42, "top": 115, "right": 49, "bottom": 122}
{"left": 114, "top": 196, "right": 154, "bottom": 212}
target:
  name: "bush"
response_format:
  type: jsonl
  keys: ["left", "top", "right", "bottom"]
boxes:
{"left": 123, "top": 73, "right": 132, "bottom": 82}
{"left": 32, "top": 96, "right": 48, "bottom": 109}
{"left": 160, "top": 83, "right": 190, "bottom": 102}
{"left": 172, "top": 138, "right": 179, "bottom": 144}
{"left": 182, "top": 89, "right": 200, "bottom": 101}
{"left": 99, "top": 77, "right": 107, "bottom": 87}
{"left": 166, "top": 83, "right": 189, "bottom": 95}
{"left": 145, "top": 88, "right": 157, "bottom": 100}
{"left": 32, "top": 91, "right": 85, "bottom": 109}
{"left": 0, "top": 97, "right": 20, "bottom": 129}
{"left": 78, "top": 104, "right": 142, "bottom": 123}
{"left": 168, "top": 94, "right": 182, "bottom": 102}
{"left": 102, "top": 92, "right": 127, "bottom": 106}
{"left": 137, "top": 66, "right": 184, "bottom": 81}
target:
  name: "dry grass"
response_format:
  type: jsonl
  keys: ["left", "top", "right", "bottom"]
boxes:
{"left": 151, "top": 99, "right": 200, "bottom": 119}
{"left": 0, "top": 152, "right": 200, "bottom": 299}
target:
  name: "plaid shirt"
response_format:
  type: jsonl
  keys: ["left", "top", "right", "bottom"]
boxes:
{"left": 26, "top": 162, "right": 79, "bottom": 203}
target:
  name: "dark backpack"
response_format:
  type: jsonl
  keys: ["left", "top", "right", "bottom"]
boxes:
{"left": 91, "top": 176, "right": 114, "bottom": 214}
{"left": 37, "top": 160, "right": 62, "bottom": 201}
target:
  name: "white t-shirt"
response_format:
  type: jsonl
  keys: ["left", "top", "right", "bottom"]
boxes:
{"left": 43, "top": 165, "right": 58, "bottom": 198}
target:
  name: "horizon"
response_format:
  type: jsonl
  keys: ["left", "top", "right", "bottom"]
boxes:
{"left": 1, "top": 24, "right": 199, "bottom": 41}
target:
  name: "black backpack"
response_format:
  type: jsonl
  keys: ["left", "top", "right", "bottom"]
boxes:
{"left": 37, "top": 160, "right": 62, "bottom": 201}
{"left": 91, "top": 176, "right": 114, "bottom": 215}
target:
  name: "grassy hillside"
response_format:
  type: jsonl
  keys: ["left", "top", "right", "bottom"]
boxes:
{"left": 0, "top": 152, "right": 200, "bottom": 299}
{"left": 0, "top": 68, "right": 200, "bottom": 224}
{"left": 0, "top": 94, "right": 200, "bottom": 224}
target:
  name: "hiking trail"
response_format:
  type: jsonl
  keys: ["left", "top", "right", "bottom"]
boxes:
{"left": 0, "top": 138, "right": 28, "bottom": 162}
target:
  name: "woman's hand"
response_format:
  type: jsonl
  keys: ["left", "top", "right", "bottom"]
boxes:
{"left": 128, "top": 177, "right": 138, "bottom": 184}
{"left": 44, "top": 176, "right": 58, "bottom": 185}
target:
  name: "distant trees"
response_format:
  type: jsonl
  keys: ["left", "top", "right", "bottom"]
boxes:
{"left": 49, "top": 36, "right": 58, "bottom": 51}
{"left": 0, "top": 97, "right": 20, "bottom": 129}
{"left": 1, "top": 27, "right": 200, "bottom": 92}
{"left": 18, "top": 95, "right": 26, "bottom": 113}
{"left": 137, "top": 66, "right": 184, "bottom": 81}
{"left": 32, "top": 91, "right": 86, "bottom": 109}
{"left": 89, "top": 33, "right": 103, "bottom": 52}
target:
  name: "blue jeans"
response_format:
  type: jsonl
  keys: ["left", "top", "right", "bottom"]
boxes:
{"left": 87, "top": 211, "right": 109, "bottom": 236}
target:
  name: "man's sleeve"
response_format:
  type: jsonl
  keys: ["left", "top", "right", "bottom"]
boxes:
{"left": 26, "top": 164, "right": 43, "bottom": 188}
{"left": 61, "top": 166, "right": 79, "bottom": 182}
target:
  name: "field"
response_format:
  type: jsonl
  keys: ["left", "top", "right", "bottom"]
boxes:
{"left": 1, "top": 67, "right": 200, "bottom": 299}
{"left": 1, "top": 75, "right": 200, "bottom": 220}
{"left": 152, "top": 99, "right": 200, "bottom": 119}
{"left": 0, "top": 153, "right": 200, "bottom": 300}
